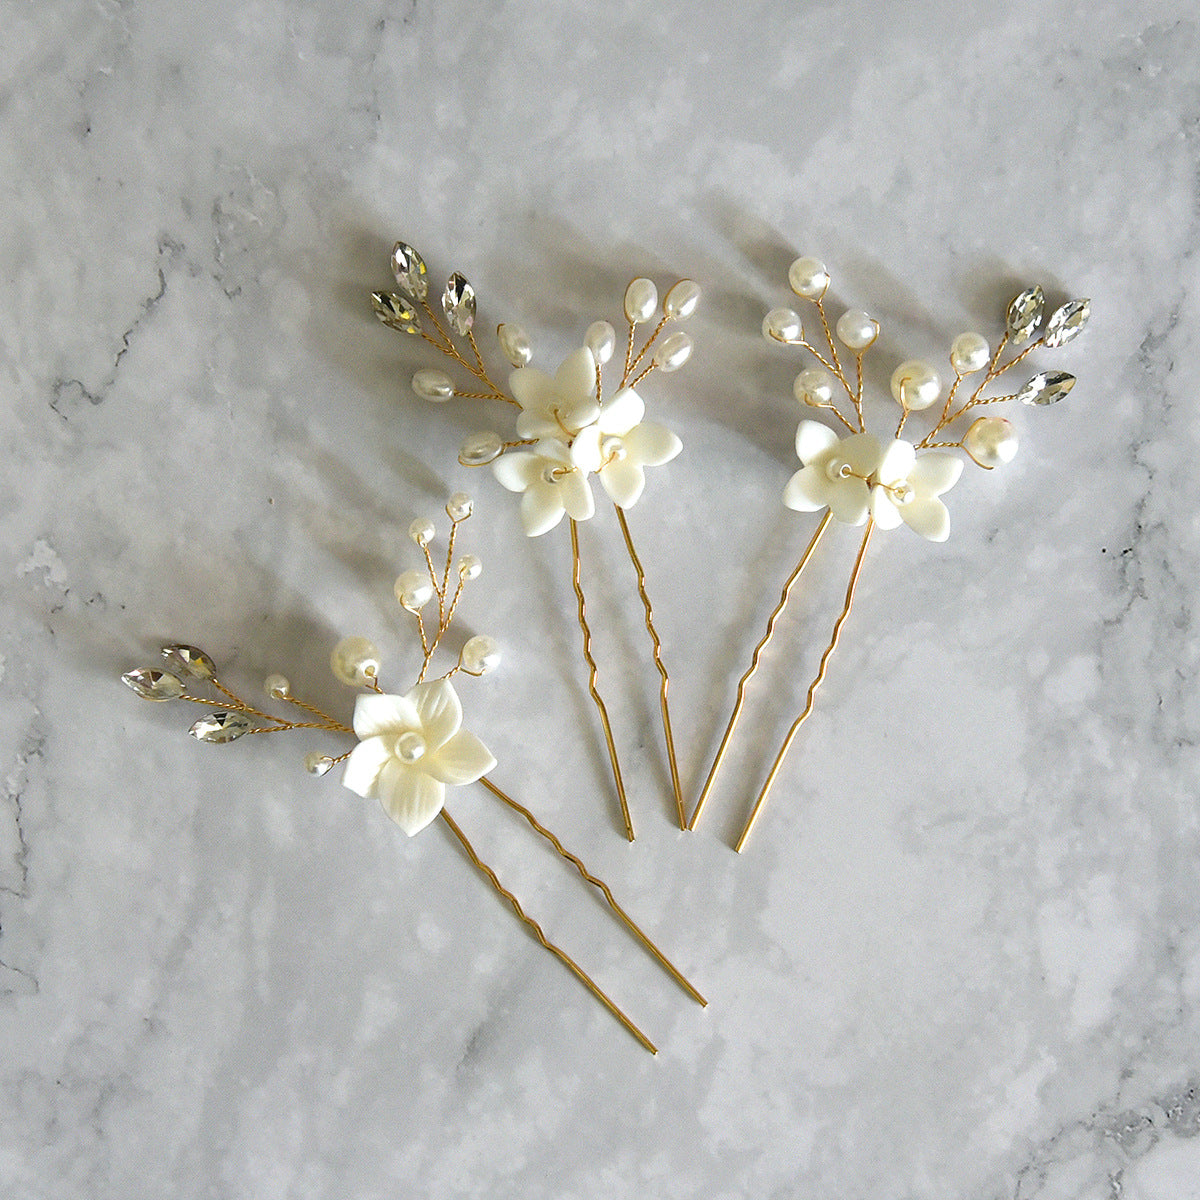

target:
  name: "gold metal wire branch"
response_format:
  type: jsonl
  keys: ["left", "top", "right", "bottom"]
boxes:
{"left": 735, "top": 518, "right": 875, "bottom": 853}
{"left": 438, "top": 806, "right": 657, "bottom": 1054}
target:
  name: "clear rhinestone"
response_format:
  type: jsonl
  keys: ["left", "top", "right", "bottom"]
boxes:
{"left": 371, "top": 291, "right": 420, "bottom": 333}
{"left": 161, "top": 644, "right": 216, "bottom": 680}
{"left": 442, "top": 273, "right": 476, "bottom": 335}
{"left": 189, "top": 712, "right": 254, "bottom": 743}
{"left": 1017, "top": 370, "right": 1076, "bottom": 405}
{"left": 1006, "top": 286, "right": 1044, "bottom": 344}
{"left": 390, "top": 241, "right": 429, "bottom": 299}
{"left": 122, "top": 667, "right": 185, "bottom": 701}
{"left": 1044, "top": 298, "right": 1090, "bottom": 348}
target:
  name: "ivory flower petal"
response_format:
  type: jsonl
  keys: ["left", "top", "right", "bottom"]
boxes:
{"left": 576, "top": 387, "right": 681, "bottom": 511}
{"left": 424, "top": 728, "right": 497, "bottom": 785}
{"left": 783, "top": 422, "right": 882, "bottom": 526}
{"left": 512, "top": 348, "right": 600, "bottom": 440}
{"left": 870, "top": 440, "right": 963, "bottom": 542}
{"left": 493, "top": 439, "right": 595, "bottom": 536}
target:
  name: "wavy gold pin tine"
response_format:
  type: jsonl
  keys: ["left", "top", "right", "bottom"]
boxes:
{"left": 480, "top": 777, "right": 705, "bottom": 1006}
{"left": 688, "top": 509, "right": 833, "bottom": 832}
{"left": 614, "top": 505, "right": 686, "bottom": 830}
{"left": 735, "top": 519, "right": 874, "bottom": 853}
{"left": 438, "top": 808, "right": 657, "bottom": 1054}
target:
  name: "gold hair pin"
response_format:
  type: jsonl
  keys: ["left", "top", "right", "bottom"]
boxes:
{"left": 123, "top": 497, "right": 705, "bottom": 1054}
{"left": 689, "top": 258, "right": 1090, "bottom": 850}
{"left": 372, "top": 243, "right": 699, "bottom": 838}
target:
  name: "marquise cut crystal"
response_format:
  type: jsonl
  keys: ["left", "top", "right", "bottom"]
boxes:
{"left": 122, "top": 667, "right": 185, "bottom": 701}
{"left": 1044, "top": 299, "right": 1090, "bottom": 348}
{"left": 1006, "top": 286, "right": 1044, "bottom": 344}
{"left": 161, "top": 644, "right": 216, "bottom": 680}
{"left": 371, "top": 291, "right": 420, "bottom": 333}
{"left": 1017, "top": 370, "right": 1076, "bottom": 405}
{"left": 442, "top": 272, "right": 476, "bottom": 336}
{"left": 390, "top": 241, "right": 429, "bottom": 300}
{"left": 189, "top": 712, "right": 254, "bottom": 743}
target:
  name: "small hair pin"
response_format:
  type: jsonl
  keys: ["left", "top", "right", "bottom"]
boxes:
{"left": 372, "top": 243, "right": 699, "bottom": 838}
{"left": 688, "top": 258, "right": 1090, "bottom": 850}
{"left": 123, "top": 496, "right": 705, "bottom": 1054}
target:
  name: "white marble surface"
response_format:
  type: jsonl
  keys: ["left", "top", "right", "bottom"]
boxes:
{"left": 3, "top": 1, "right": 1200, "bottom": 1196}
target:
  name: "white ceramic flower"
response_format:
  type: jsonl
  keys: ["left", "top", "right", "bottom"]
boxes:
{"left": 492, "top": 438, "right": 596, "bottom": 536}
{"left": 571, "top": 387, "right": 682, "bottom": 509}
{"left": 341, "top": 679, "right": 496, "bottom": 836}
{"left": 869, "top": 439, "right": 963, "bottom": 542}
{"left": 783, "top": 420, "right": 882, "bottom": 525}
{"left": 511, "top": 347, "right": 601, "bottom": 441}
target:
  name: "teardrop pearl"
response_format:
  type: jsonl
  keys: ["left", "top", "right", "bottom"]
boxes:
{"left": 962, "top": 416, "right": 1018, "bottom": 469}
{"left": 585, "top": 320, "right": 616, "bottom": 364}
{"left": 411, "top": 369, "right": 454, "bottom": 402}
{"left": 624, "top": 278, "right": 658, "bottom": 324}
{"left": 663, "top": 279, "right": 701, "bottom": 320}
{"left": 835, "top": 310, "right": 877, "bottom": 350}
{"left": 497, "top": 323, "right": 532, "bottom": 368}
{"left": 653, "top": 331, "right": 693, "bottom": 372}
{"left": 763, "top": 307, "right": 802, "bottom": 344}
{"left": 788, "top": 256, "right": 829, "bottom": 298}
{"left": 889, "top": 360, "right": 941, "bottom": 410}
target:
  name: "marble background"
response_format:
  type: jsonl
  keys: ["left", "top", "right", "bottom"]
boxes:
{"left": 3, "top": 0, "right": 1199, "bottom": 1197}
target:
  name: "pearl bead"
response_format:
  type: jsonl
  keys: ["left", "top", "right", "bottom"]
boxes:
{"left": 445, "top": 492, "right": 473, "bottom": 521}
{"left": 601, "top": 436, "right": 627, "bottom": 462}
{"left": 330, "top": 637, "right": 380, "bottom": 687}
{"left": 460, "top": 634, "right": 501, "bottom": 676}
{"left": 394, "top": 730, "right": 426, "bottom": 763}
{"left": 652, "top": 331, "right": 693, "bottom": 372}
{"left": 456, "top": 554, "right": 482, "bottom": 581}
{"left": 624, "top": 278, "right": 658, "bottom": 324}
{"left": 585, "top": 321, "right": 616, "bottom": 364}
{"left": 763, "top": 307, "right": 802, "bottom": 344}
{"left": 889, "top": 481, "right": 914, "bottom": 505}
{"left": 794, "top": 367, "right": 835, "bottom": 407}
{"left": 264, "top": 673, "right": 290, "bottom": 700}
{"left": 825, "top": 458, "right": 852, "bottom": 481}
{"left": 394, "top": 569, "right": 434, "bottom": 612}
{"left": 788, "top": 256, "right": 829, "bottom": 298}
{"left": 497, "top": 323, "right": 532, "bottom": 368}
{"left": 836, "top": 309, "right": 878, "bottom": 350}
{"left": 890, "top": 360, "right": 941, "bottom": 410}
{"left": 408, "top": 518, "right": 435, "bottom": 547}
{"left": 304, "top": 751, "right": 334, "bottom": 776}
{"left": 411, "top": 369, "right": 454, "bottom": 402}
{"left": 950, "top": 332, "right": 990, "bottom": 374}
{"left": 962, "top": 416, "right": 1018, "bottom": 469}
{"left": 459, "top": 430, "right": 502, "bottom": 467}
{"left": 663, "top": 279, "right": 701, "bottom": 320}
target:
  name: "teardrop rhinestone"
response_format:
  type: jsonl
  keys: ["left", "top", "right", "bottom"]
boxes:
{"left": 1044, "top": 298, "right": 1091, "bottom": 348}
{"left": 442, "top": 273, "right": 476, "bottom": 335}
{"left": 497, "top": 323, "right": 532, "bottom": 367}
{"left": 122, "top": 667, "right": 186, "bottom": 701}
{"left": 189, "top": 712, "right": 254, "bottom": 743}
{"left": 1017, "top": 369, "right": 1076, "bottom": 405}
{"left": 1006, "top": 285, "right": 1044, "bottom": 344}
{"left": 371, "top": 291, "right": 420, "bottom": 334}
{"left": 390, "top": 241, "right": 429, "bottom": 300}
{"left": 161, "top": 644, "right": 216, "bottom": 680}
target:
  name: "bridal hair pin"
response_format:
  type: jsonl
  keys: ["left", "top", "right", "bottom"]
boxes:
{"left": 372, "top": 242, "right": 698, "bottom": 839}
{"left": 688, "top": 257, "right": 1090, "bottom": 851}
{"left": 123, "top": 497, "right": 705, "bottom": 1054}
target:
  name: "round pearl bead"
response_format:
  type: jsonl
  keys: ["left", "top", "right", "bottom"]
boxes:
{"left": 836, "top": 309, "right": 877, "bottom": 350}
{"left": 446, "top": 492, "right": 473, "bottom": 522}
{"left": 653, "top": 331, "right": 693, "bottom": 371}
{"left": 601, "top": 436, "right": 627, "bottom": 462}
{"left": 950, "top": 332, "right": 990, "bottom": 374}
{"left": 788, "top": 256, "right": 829, "bottom": 298}
{"left": 460, "top": 634, "right": 501, "bottom": 676}
{"left": 411, "top": 369, "right": 454, "bottom": 402}
{"left": 624, "top": 278, "right": 658, "bottom": 324}
{"left": 962, "top": 416, "right": 1018, "bottom": 469}
{"left": 408, "top": 518, "right": 436, "bottom": 547}
{"left": 264, "top": 673, "right": 290, "bottom": 700}
{"left": 497, "top": 323, "right": 532, "bottom": 368}
{"left": 663, "top": 279, "right": 701, "bottom": 320}
{"left": 456, "top": 554, "right": 482, "bottom": 581}
{"left": 304, "top": 751, "right": 334, "bottom": 776}
{"left": 794, "top": 367, "right": 835, "bottom": 406}
{"left": 585, "top": 321, "right": 616, "bottom": 364}
{"left": 890, "top": 360, "right": 941, "bottom": 410}
{"left": 394, "top": 730, "right": 426, "bottom": 763}
{"left": 394, "top": 569, "right": 434, "bottom": 612}
{"left": 330, "top": 637, "right": 380, "bottom": 687}
{"left": 459, "top": 431, "right": 502, "bottom": 467}
{"left": 763, "top": 307, "right": 802, "bottom": 344}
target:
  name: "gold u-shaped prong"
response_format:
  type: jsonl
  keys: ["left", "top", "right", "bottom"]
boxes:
{"left": 613, "top": 505, "right": 686, "bottom": 830}
{"left": 688, "top": 511, "right": 833, "bottom": 832}
{"left": 734, "top": 518, "right": 874, "bottom": 853}
{"left": 479, "top": 777, "right": 706, "bottom": 1006}
{"left": 569, "top": 518, "right": 635, "bottom": 841}
{"left": 439, "top": 808, "right": 657, "bottom": 1054}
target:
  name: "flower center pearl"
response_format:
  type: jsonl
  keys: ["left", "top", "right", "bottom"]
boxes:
{"left": 826, "top": 459, "right": 854, "bottom": 481}
{"left": 601, "top": 436, "right": 626, "bottom": 464}
{"left": 541, "top": 464, "right": 569, "bottom": 484}
{"left": 393, "top": 730, "right": 426, "bottom": 763}
{"left": 888, "top": 480, "right": 914, "bottom": 505}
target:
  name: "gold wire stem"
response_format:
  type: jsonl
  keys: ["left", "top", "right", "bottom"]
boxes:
{"left": 282, "top": 694, "right": 355, "bottom": 733}
{"left": 415, "top": 609, "right": 430, "bottom": 659}
{"left": 852, "top": 351, "right": 867, "bottom": 430}
{"left": 813, "top": 296, "right": 844, "bottom": 379}
{"left": 613, "top": 505, "right": 685, "bottom": 830}
{"left": 479, "top": 777, "right": 706, "bottom": 1006}
{"left": 622, "top": 321, "right": 637, "bottom": 382}
{"left": 569, "top": 518, "right": 635, "bottom": 842}
{"left": 688, "top": 510, "right": 833, "bottom": 832}
{"left": 438, "top": 807, "right": 657, "bottom": 1054}
{"left": 628, "top": 361, "right": 657, "bottom": 389}
{"left": 627, "top": 314, "right": 670, "bottom": 377}
{"left": 734, "top": 519, "right": 874, "bottom": 854}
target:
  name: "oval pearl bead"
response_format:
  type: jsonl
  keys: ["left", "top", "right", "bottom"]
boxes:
{"left": 411, "top": 368, "right": 454, "bottom": 402}
{"left": 459, "top": 430, "right": 502, "bottom": 467}
{"left": 836, "top": 309, "right": 877, "bottom": 350}
{"left": 264, "top": 673, "right": 290, "bottom": 700}
{"left": 304, "top": 751, "right": 334, "bottom": 776}
{"left": 456, "top": 554, "right": 482, "bottom": 581}
{"left": 408, "top": 518, "right": 435, "bottom": 547}
{"left": 497, "top": 323, "right": 532, "bottom": 368}
{"left": 763, "top": 307, "right": 802, "bottom": 344}
{"left": 624, "top": 278, "right": 658, "bottom": 324}
{"left": 585, "top": 320, "right": 616, "bottom": 364}
{"left": 394, "top": 569, "right": 434, "bottom": 612}
{"left": 445, "top": 492, "right": 473, "bottom": 521}
{"left": 330, "top": 637, "right": 380, "bottom": 687}
{"left": 788, "top": 256, "right": 829, "bottom": 298}
{"left": 394, "top": 730, "right": 426, "bottom": 763}
{"left": 794, "top": 367, "right": 835, "bottom": 406}
{"left": 962, "top": 416, "right": 1018, "bottom": 469}
{"left": 653, "top": 331, "right": 693, "bottom": 372}
{"left": 950, "top": 331, "right": 990, "bottom": 374}
{"left": 460, "top": 634, "right": 501, "bottom": 676}
{"left": 890, "top": 360, "right": 941, "bottom": 410}
{"left": 663, "top": 279, "right": 701, "bottom": 320}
